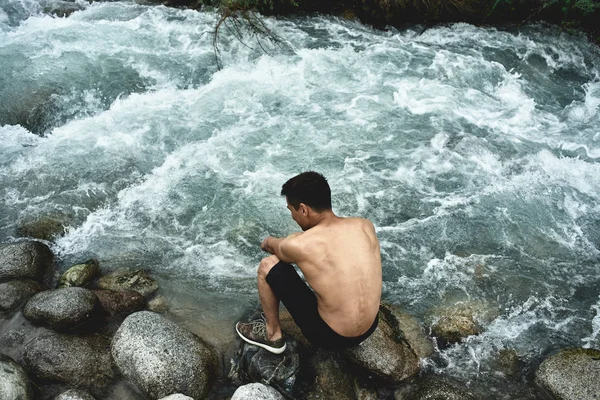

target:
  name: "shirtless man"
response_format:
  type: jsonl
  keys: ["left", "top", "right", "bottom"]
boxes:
{"left": 236, "top": 171, "right": 382, "bottom": 353}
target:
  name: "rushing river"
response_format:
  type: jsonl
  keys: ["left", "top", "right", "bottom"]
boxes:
{"left": 1, "top": 0, "right": 600, "bottom": 397}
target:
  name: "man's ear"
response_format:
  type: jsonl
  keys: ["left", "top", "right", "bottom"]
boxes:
{"left": 299, "top": 203, "right": 308, "bottom": 216}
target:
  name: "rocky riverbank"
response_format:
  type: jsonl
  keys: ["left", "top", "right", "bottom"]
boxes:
{"left": 161, "top": 0, "right": 600, "bottom": 45}
{"left": 1, "top": 239, "right": 599, "bottom": 399}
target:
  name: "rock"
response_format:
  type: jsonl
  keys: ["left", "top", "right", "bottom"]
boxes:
{"left": 231, "top": 383, "right": 285, "bottom": 400}
{"left": 58, "top": 260, "right": 100, "bottom": 288}
{"left": 97, "top": 270, "right": 158, "bottom": 298}
{"left": 157, "top": 395, "right": 194, "bottom": 400}
{"left": 492, "top": 349, "right": 521, "bottom": 377}
{"left": 147, "top": 295, "right": 169, "bottom": 313}
{"left": 43, "top": 1, "right": 85, "bottom": 17}
{"left": 303, "top": 351, "right": 355, "bottom": 400}
{"left": 343, "top": 314, "right": 419, "bottom": 384}
{"left": 23, "top": 287, "right": 99, "bottom": 330}
{"left": 379, "top": 302, "right": 434, "bottom": 359}
{"left": 0, "top": 354, "right": 34, "bottom": 400}
{"left": 16, "top": 217, "right": 66, "bottom": 241}
{"left": 0, "top": 280, "right": 45, "bottom": 312}
{"left": 355, "top": 383, "right": 379, "bottom": 400}
{"left": 111, "top": 311, "right": 217, "bottom": 399}
{"left": 535, "top": 347, "right": 600, "bottom": 400}
{"left": 93, "top": 290, "right": 145, "bottom": 316}
{"left": 428, "top": 300, "right": 499, "bottom": 345}
{"left": 0, "top": 241, "right": 54, "bottom": 282}
{"left": 394, "top": 375, "right": 476, "bottom": 400}
{"left": 23, "top": 330, "right": 116, "bottom": 390}
{"left": 55, "top": 389, "right": 96, "bottom": 400}
{"left": 229, "top": 338, "right": 301, "bottom": 396}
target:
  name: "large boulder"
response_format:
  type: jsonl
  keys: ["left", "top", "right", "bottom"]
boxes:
{"left": 54, "top": 389, "right": 96, "bottom": 400}
{"left": 111, "top": 311, "right": 217, "bottom": 399}
{"left": 343, "top": 314, "right": 419, "bottom": 384}
{"left": 16, "top": 217, "right": 66, "bottom": 242}
{"left": 58, "top": 260, "right": 100, "bottom": 288}
{"left": 535, "top": 347, "right": 600, "bottom": 400}
{"left": 93, "top": 289, "right": 145, "bottom": 316}
{"left": 97, "top": 270, "right": 158, "bottom": 298}
{"left": 23, "top": 287, "right": 99, "bottom": 330}
{"left": 0, "top": 354, "right": 34, "bottom": 400}
{"left": 22, "top": 330, "right": 116, "bottom": 390}
{"left": 379, "top": 302, "right": 434, "bottom": 359}
{"left": 231, "top": 383, "right": 285, "bottom": 400}
{"left": 0, "top": 280, "right": 45, "bottom": 312}
{"left": 303, "top": 351, "right": 355, "bottom": 400}
{"left": 0, "top": 241, "right": 54, "bottom": 282}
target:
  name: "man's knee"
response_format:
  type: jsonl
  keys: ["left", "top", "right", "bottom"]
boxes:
{"left": 258, "top": 255, "right": 280, "bottom": 279}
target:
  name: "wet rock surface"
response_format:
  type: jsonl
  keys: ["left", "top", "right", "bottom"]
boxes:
{"left": 54, "top": 389, "right": 97, "bottom": 400}
{"left": 344, "top": 315, "right": 419, "bottom": 384}
{"left": 93, "top": 289, "right": 145, "bottom": 316}
{"left": 23, "top": 287, "right": 99, "bottom": 330}
{"left": 379, "top": 302, "right": 434, "bottom": 359}
{"left": 0, "top": 241, "right": 54, "bottom": 282}
{"left": 22, "top": 330, "right": 116, "bottom": 391}
{"left": 97, "top": 270, "right": 158, "bottom": 298}
{"left": 58, "top": 260, "right": 100, "bottom": 288}
{"left": 111, "top": 311, "right": 217, "bottom": 400}
{"left": 229, "top": 337, "right": 301, "bottom": 396}
{"left": 0, "top": 280, "right": 45, "bottom": 312}
{"left": 303, "top": 351, "right": 355, "bottom": 400}
{"left": 428, "top": 300, "right": 499, "bottom": 345}
{"left": 16, "top": 217, "right": 66, "bottom": 242}
{"left": 231, "top": 383, "right": 285, "bottom": 400}
{"left": 394, "top": 375, "right": 477, "bottom": 400}
{"left": 535, "top": 347, "right": 600, "bottom": 400}
{"left": 0, "top": 354, "right": 34, "bottom": 400}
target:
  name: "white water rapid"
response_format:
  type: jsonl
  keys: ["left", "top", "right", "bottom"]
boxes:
{"left": 1, "top": 0, "right": 600, "bottom": 397}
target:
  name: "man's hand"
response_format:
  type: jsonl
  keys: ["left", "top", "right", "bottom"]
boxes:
{"left": 261, "top": 236, "right": 275, "bottom": 254}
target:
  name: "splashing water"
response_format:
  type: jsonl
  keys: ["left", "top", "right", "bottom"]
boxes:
{"left": 1, "top": 0, "right": 600, "bottom": 396}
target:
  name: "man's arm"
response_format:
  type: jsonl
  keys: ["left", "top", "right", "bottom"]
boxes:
{"left": 261, "top": 233, "right": 302, "bottom": 263}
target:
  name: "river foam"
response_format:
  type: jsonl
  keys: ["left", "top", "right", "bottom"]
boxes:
{"left": 1, "top": 1, "right": 600, "bottom": 395}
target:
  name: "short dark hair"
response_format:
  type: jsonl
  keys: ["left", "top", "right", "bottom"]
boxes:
{"left": 281, "top": 171, "right": 332, "bottom": 212}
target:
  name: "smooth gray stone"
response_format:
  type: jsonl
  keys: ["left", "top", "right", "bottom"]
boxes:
{"left": 23, "top": 330, "right": 116, "bottom": 390}
{"left": 535, "top": 348, "right": 600, "bottom": 400}
{"left": 158, "top": 395, "right": 194, "bottom": 400}
{"left": 111, "top": 311, "right": 217, "bottom": 400}
{"left": 0, "top": 354, "right": 33, "bottom": 400}
{"left": 0, "top": 241, "right": 53, "bottom": 282}
{"left": 231, "top": 383, "right": 285, "bottom": 400}
{"left": 0, "top": 280, "right": 45, "bottom": 312}
{"left": 23, "top": 287, "right": 99, "bottom": 330}
{"left": 54, "top": 389, "right": 96, "bottom": 400}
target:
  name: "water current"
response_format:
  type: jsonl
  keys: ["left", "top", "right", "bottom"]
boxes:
{"left": 1, "top": 0, "right": 600, "bottom": 397}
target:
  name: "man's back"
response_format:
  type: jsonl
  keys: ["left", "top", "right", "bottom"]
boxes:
{"left": 290, "top": 217, "right": 382, "bottom": 337}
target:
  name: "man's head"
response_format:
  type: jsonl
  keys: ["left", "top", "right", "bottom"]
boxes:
{"left": 281, "top": 172, "right": 332, "bottom": 230}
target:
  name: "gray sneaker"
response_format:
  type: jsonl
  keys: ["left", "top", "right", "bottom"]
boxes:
{"left": 235, "top": 317, "right": 286, "bottom": 354}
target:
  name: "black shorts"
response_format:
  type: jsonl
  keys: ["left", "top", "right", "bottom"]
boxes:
{"left": 265, "top": 261, "right": 378, "bottom": 350}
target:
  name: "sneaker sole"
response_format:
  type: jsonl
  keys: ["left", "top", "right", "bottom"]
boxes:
{"left": 235, "top": 323, "right": 287, "bottom": 354}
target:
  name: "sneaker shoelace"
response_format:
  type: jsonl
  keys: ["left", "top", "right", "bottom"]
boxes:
{"left": 251, "top": 320, "right": 267, "bottom": 338}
